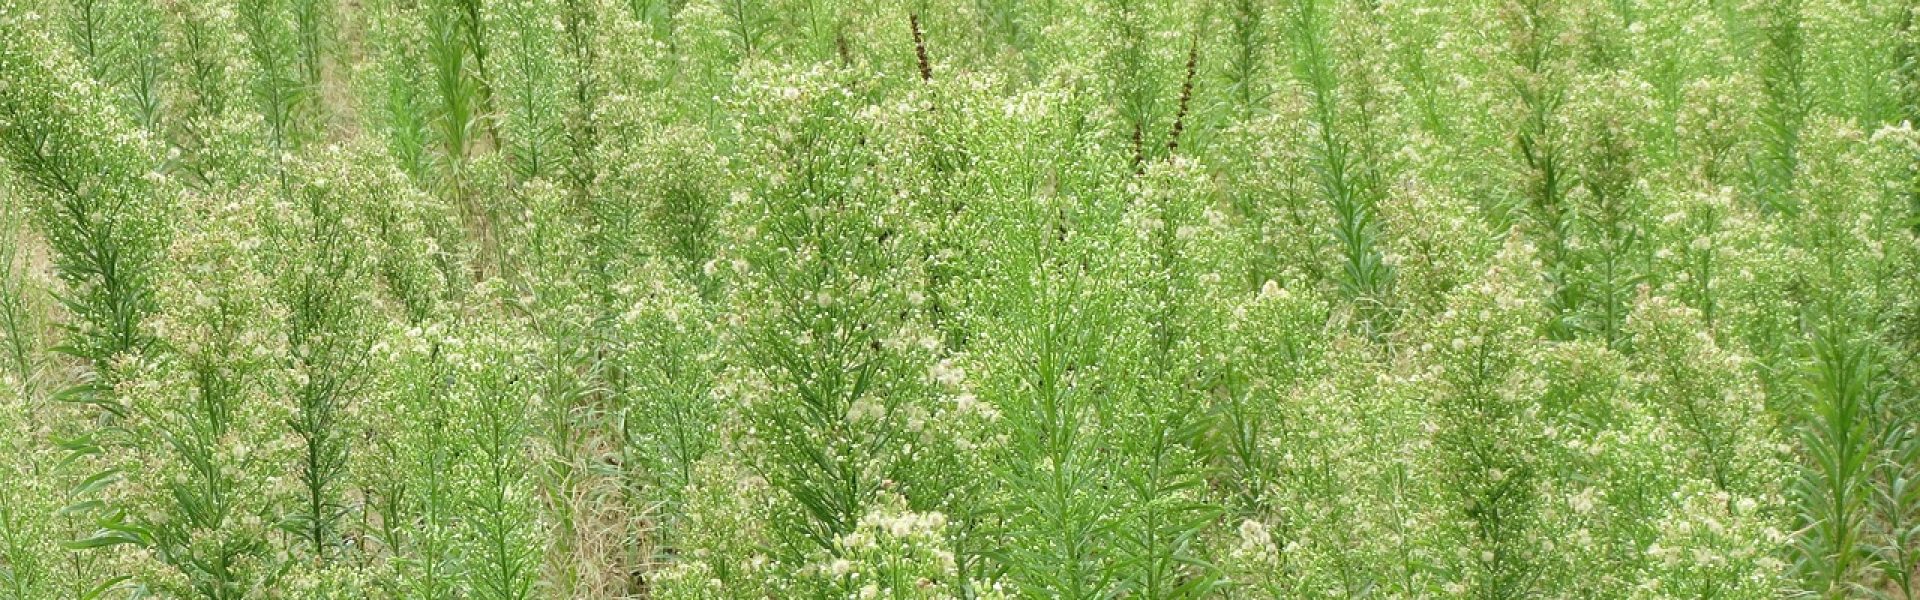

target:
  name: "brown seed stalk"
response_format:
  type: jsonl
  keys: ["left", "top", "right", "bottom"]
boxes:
{"left": 1132, "top": 121, "right": 1147, "bottom": 175}
{"left": 911, "top": 13, "right": 933, "bottom": 82}
{"left": 1167, "top": 37, "right": 1198, "bottom": 157}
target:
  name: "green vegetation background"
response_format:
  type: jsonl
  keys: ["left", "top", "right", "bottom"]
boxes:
{"left": 1, "top": 0, "right": 1919, "bottom": 597}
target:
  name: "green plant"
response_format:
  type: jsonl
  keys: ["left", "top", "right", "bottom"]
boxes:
{"left": 1796, "top": 332, "right": 1882, "bottom": 597}
{"left": 269, "top": 153, "right": 376, "bottom": 563}
{"left": 1757, "top": 0, "right": 1806, "bottom": 215}
{"left": 1287, "top": 0, "right": 1392, "bottom": 332}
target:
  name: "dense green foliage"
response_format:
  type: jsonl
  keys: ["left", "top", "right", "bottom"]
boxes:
{"left": 1, "top": 0, "right": 1919, "bottom": 597}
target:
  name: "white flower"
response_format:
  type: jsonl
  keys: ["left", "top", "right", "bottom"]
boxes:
{"left": 1570, "top": 487, "right": 1596, "bottom": 514}
{"left": 931, "top": 359, "right": 964, "bottom": 387}
{"left": 1258, "top": 280, "right": 1284, "bottom": 300}
{"left": 1238, "top": 519, "right": 1271, "bottom": 547}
